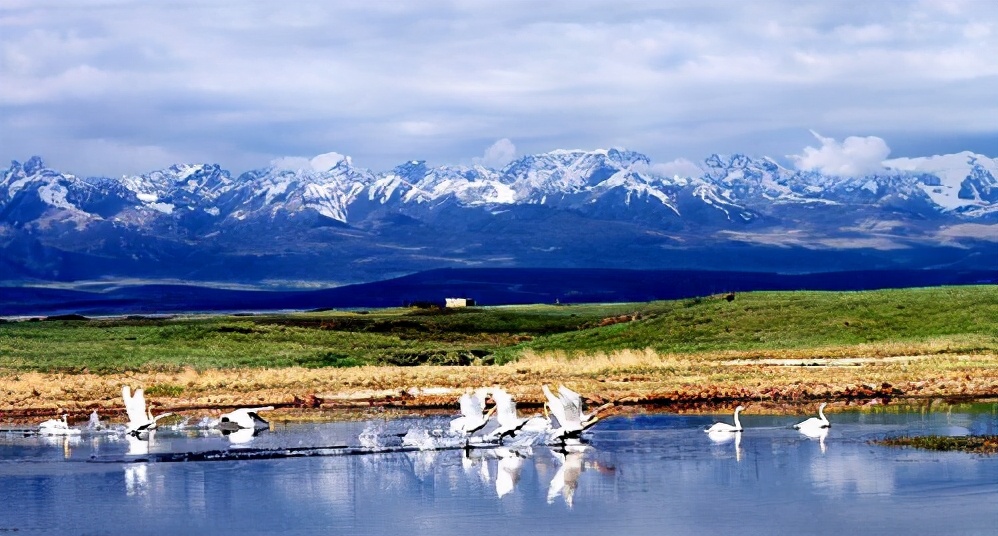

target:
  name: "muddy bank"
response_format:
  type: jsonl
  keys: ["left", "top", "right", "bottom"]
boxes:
{"left": 2, "top": 352, "right": 996, "bottom": 424}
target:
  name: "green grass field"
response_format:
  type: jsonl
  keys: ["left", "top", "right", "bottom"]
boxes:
{"left": 1, "top": 286, "right": 996, "bottom": 373}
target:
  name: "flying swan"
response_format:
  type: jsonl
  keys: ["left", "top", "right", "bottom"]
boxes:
{"left": 122, "top": 385, "right": 174, "bottom": 436}
{"left": 488, "top": 387, "right": 545, "bottom": 443}
{"left": 450, "top": 389, "right": 495, "bottom": 444}
{"left": 542, "top": 385, "right": 611, "bottom": 444}
{"left": 218, "top": 406, "right": 275, "bottom": 431}
{"left": 705, "top": 405, "right": 744, "bottom": 433}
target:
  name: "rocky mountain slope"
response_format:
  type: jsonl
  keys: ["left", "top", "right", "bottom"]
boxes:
{"left": 2, "top": 148, "right": 995, "bottom": 285}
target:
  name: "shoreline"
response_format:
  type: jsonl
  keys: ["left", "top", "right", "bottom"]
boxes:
{"left": 3, "top": 351, "right": 996, "bottom": 424}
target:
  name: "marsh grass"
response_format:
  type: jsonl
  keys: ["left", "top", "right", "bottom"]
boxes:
{"left": 874, "top": 435, "right": 998, "bottom": 454}
{"left": 1, "top": 286, "right": 996, "bottom": 418}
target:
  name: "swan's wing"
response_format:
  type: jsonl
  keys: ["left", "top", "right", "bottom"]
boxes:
{"left": 450, "top": 416, "right": 469, "bottom": 434}
{"left": 558, "top": 386, "right": 582, "bottom": 426}
{"left": 490, "top": 389, "right": 518, "bottom": 427}
{"left": 221, "top": 408, "right": 253, "bottom": 428}
{"left": 123, "top": 387, "right": 148, "bottom": 425}
{"left": 151, "top": 412, "right": 173, "bottom": 423}
{"left": 246, "top": 408, "right": 272, "bottom": 427}
{"left": 133, "top": 388, "right": 148, "bottom": 417}
{"left": 558, "top": 385, "right": 583, "bottom": 410}
{"left": 458, "top": 393, "right": 480, "bottom": 419}
{"left": 706, "top": 422, "right": 736, "bottom": 433}
{"left": 542, "top": 385, "right": 567, "bottom": 426}
{"left": 795, "top": 417, "right": 828, "bottom": 430}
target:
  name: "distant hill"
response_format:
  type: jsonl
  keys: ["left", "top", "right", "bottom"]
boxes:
{"left": 2, "top": 268, "right": 994, "bottom": 317}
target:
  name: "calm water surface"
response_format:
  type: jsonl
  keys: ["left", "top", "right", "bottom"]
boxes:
{"left": 2, "top": 404, "right": 997, "bottom": 536}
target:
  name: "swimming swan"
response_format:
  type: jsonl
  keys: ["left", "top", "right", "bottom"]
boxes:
{"left": 38, "top": 413, "right": 81, "bottom": 436}
{"left": 122, "top": 385, "right": 174, "bottom": 436}
{"left": 705, "top": 405, "right": 744, "bottom": 433}
{"left": 794, "top": 402, "right": 830, "bottom": 431}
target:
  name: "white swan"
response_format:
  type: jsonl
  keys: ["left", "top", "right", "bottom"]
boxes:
{"left": 794, "top": 402, "right": 830, "bottom": 431}
{"left": 705, "top": 405, "right": 744, "bottom": 433}
{"left": 122, "top": 386, "right": 174, "bottom": 436}
{"left": 449, "top": 389, "right": 495, "bottom": 442}
{"left": 543, "top": 385, "right": 611, "bottom": 444}
{"left": 488, "top": 387, "right": 534, "bottom": 443}
{"left": 218, "top": 406, "right": 274, "bottom": 431}
{"left": 38, "top": 413, "right": 81, "bottom": 436}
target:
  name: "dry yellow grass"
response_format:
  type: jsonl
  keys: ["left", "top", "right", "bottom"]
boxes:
{"left": 3, "top": 341, "right": 996, "bottom": 424}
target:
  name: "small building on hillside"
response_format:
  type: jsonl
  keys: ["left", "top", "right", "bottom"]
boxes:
{"left": 445, "top": 297, "right": 476, "bottom": 308}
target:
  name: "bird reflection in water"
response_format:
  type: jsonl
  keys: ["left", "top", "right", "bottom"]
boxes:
{"left": 547, "top": 445, "right": 591, "bottom": 508}
{"left": 494, "top": 447, "right": 528, "bottom": 498}
{"left": 461, "top": 448, "right": 491, "bottom": 484}
{"left": 407, "top": 449, "right": 440, "bottom": 481}
{"left": 124, "top": 464, "right": 149, "bottom": 497}
{"left": 40, "top": 434, "right": 80, "bottom": 459}
{"left": 799, "top": 426, "right": 828, "bottom": 454}
{"left": 221, "top": 426, "right": 260, "bottom": 445}
{"left": 123, "top": 431, "right": 153, "bottom": 496}
{"left": 707, "top": 429, "right": 743, "bottom": 462}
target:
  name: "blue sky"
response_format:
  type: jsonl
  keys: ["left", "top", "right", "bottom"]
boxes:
{"left": 1, "top": 0, "right": 996, "bottom": 177}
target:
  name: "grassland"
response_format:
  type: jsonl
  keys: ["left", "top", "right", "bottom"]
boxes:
{"left": 1, "top": 285, "right": 996, "bottom": 422}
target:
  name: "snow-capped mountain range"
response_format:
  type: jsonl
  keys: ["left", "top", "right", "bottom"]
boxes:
{"left": 1, "top": 148, "right": 996, "bottom": 286}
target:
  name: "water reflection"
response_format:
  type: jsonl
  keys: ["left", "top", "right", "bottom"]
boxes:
{"left": 495, "top": 447, "right": 525, "bottom": 498}
{"left": 708, "top": 429, "right": 743, "bottom": 461}
{"left": 1, "top": 405, "right": 996, "bottom": 536}
{"left": 222, "top": 426, "right": 259, "bottom": 445}
{"left": 124, "top": 464, "right": 149, "bottom": 497}
{"left": 798, "top": 426, "right": 828, "bottom": 453}
{"left": 547, "top": 445, "right": 587, "bottom": 507}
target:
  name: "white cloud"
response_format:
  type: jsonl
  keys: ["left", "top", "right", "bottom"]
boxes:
{"left": 790, "top": 132, "right": 891, "bottom": 176}
{"left": 635, "top": 158, "right": 703, "bottom": 178}
{"left": 269, "top": 156, "right": 311, "bottom": 172}
{"left": 474, "top": 138, "right": 516, "bottom": 169}
{"left": 310, "top": 152, "right": 348, "bottom": 171}
{"left": 0, "top": 1, "right": 996, "bottom": 176}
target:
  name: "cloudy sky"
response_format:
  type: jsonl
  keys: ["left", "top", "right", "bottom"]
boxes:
{"left": 2, "top": 0, "right": 996, "bottom": 177}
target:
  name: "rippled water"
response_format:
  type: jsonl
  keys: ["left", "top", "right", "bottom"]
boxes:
{"left": 2, "top": 404, "right": 997, "bottom": 535}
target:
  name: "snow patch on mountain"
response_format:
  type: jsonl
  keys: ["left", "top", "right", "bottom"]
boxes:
{"left": 885, "top": 151, "right": 998, "bottom": 212}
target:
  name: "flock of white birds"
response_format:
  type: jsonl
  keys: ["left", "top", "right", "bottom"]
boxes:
{"left": 34, "top": 385, "right": 276, "bottom": 448}
{"left": 33, "top": 384, "right": 830, "bottom": 452}
{"left": 444, "top": 384, "right": 613, "bottom": 447}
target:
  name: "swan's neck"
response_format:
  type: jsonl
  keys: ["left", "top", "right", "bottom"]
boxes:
{"left": 818, "top": 405, "right": 827, "bottom": 423}
{"left": 733, "top": 409, "right": 742, "bottom": 430}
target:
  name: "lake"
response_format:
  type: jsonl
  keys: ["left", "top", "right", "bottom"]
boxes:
{"left": 2, "top": 403, "right": 997, "bottom": 535}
